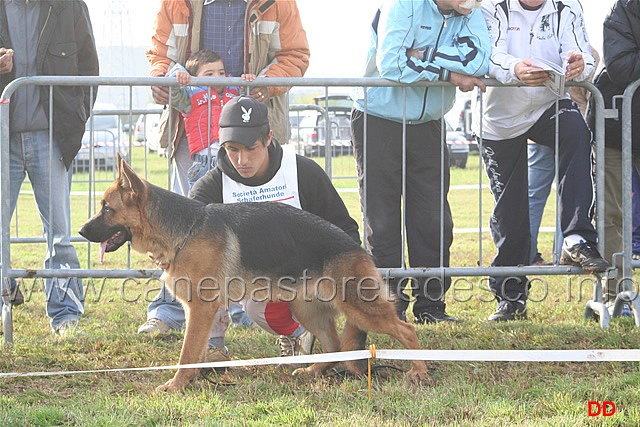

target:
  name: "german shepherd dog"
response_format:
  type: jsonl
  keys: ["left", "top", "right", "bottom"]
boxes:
{"left": 79, "top": 155, "right": 427, "bottom": 392}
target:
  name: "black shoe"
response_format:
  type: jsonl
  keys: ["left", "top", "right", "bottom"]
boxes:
{"left": 531, "top": 252, "right": 553, "bottom": 266}
{"left": 560, "top": 241, "right": 610, "bottom": 273}
{"left": 414, "top": 303, "right": 459, "bottom": 324}
{"left": 488, "top": 300, "right": 527, "bottom": 322}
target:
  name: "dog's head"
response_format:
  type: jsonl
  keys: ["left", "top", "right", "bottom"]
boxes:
{"left": 79, "top": 153, "right": 147, "bottom": 262}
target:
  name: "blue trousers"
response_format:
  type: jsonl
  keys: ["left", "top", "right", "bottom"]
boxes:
{"left": 4, "top": 131, "right": 83, "bottom": 330}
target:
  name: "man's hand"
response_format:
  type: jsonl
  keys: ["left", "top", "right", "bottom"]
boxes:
{"left": 0, "top": 48, "right": 14, "bottom": 75}
{"left": 565, "top": 51, "right": 585, "bottom": 81}
{"left": 151, "top": 84, "right": 170, "bottom": 105}
{"left": 450, "top": 71, "right": 486, "bottom": 92}
{"left": 406, "top": 48, "right": 421, "bottom": 59}
{"left": 514, "top": 59, "right": 549, "bottom": 86}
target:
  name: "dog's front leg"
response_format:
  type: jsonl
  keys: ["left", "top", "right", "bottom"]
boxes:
{"left": 156, "top": 300, "right": 220, "bottom": 392}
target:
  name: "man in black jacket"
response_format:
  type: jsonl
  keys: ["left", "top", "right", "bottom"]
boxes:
{"left": 593, "top": 0, "right": 640, "bottom": 317}
{"left": 140, "top": 96, "right": 360, "bottom": 362}
{"left": 0, "top": 0, "right": 99, "bottom": 335}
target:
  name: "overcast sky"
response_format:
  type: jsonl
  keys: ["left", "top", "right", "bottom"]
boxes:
{"left": 85, "top": 0, "right": 617, "bottom": 78}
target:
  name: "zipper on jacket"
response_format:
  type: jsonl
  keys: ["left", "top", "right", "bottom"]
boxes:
{"left": 38, "top": 7, "right": 52, "bottom": 47}
{"left": 418, "top": 16, "right": 447, "bottom": 120}
{"left": 529, "top": 27, "right": 534, "bottom": 44}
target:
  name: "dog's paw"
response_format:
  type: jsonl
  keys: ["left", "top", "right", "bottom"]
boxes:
{"left": 291, "top": 367, "right": 309, "bottom": 377}
{"left": 155, "top": 379, "right": 186, "bottom": 393}
{"left": 405, "top": 368, "right": 428, "bottom": 387}
{"left": 291, "top": 366, "right": 322, "bottom": 377}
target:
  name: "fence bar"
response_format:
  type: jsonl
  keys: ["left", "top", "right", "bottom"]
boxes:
{"left": 0, "top": 92, "right": 13, "bottom": 344}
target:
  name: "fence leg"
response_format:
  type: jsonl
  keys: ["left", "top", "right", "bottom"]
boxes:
{"left": 1, "top": 283, "right": 14, "bottom": 345}
{"left": 609, "top": 290, "right": 640, "bottom": 327}
{"left": 584, "top": 273, "right": 610, "bottom": 329}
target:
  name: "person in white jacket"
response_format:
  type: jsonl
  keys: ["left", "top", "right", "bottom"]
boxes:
{"left": 476, "top": 0, "right": 609, "bottom": 321}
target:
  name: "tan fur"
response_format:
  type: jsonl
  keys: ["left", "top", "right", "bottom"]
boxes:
{"left": 81, "top": 155, "right": 428, "bottom": 392}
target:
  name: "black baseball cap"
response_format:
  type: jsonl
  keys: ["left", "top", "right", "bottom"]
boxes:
{"left": 219, "top": 96, "right": 269, "bottom": 147}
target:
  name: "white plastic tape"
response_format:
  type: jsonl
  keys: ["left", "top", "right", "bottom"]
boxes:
{"left": 1, "top": 349, "right": 639, "bottom": 379}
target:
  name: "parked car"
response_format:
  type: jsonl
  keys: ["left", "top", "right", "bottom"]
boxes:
{"left": 289, "top": 95, "right": 353, "bottom": 157}
{"left": 135, "top": 112, "right": 164, "bottom": 155}
{"left": 288, "top": 110, "right": 316, "bottom": 149}
{"left": 446, "top": 120, "right": 470, "bottom": 169}
{"left": 73, "top": 114, "right": 128, "bottom": 172}
{"left": 458, "top": 99, "right": 478, "bottom": 151}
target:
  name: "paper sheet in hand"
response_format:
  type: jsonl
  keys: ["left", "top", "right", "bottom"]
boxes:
{"left": 530, "top": 57, "right": 566, "bottom": 97}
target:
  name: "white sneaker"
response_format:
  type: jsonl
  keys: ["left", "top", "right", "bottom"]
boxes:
{"left": 137, "top": 318, "right": 171, "bottom": 334}
{"left": 55, "top": 319, "right": 86, "bottom": 337}
{"left": 279, "top": 329, "right": 316, "bottom": 357}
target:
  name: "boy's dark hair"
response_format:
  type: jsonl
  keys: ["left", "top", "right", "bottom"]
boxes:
{"left": 258, "top": 124, "right": 271, "bottom": 145}
{"left": 185, "top": 49, "right": 223, "bottom": 76}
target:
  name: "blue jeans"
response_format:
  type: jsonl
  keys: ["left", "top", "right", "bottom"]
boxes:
{"left": 527, "top": 143, "right": 555, "bottom": 263}
{"left": 187, "top": 152, "right": 217, "bottom": 189}
{"left": 3, "top": 131, "right": 83, "bottom": 330}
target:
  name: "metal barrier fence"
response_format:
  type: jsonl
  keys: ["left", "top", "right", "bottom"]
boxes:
{"left": 1, "top": 76, "right": 638, "bottom": 344}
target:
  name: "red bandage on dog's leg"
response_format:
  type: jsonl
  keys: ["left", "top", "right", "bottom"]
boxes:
{"left": 264, "top": 302, "right": 300, "bottom": 336}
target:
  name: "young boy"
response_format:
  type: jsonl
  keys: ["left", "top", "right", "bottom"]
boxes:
{"left": 161, "top": 51, "right": 257, "bottom": 342}
{"left": 168, "top": 49, "right": 240, "bottom": 188}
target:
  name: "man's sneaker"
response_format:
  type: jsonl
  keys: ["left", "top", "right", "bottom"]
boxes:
{"left": 607, "top": 302, "right": 633, "bottom": 318}
{"left": 488, "top": 300, "right": 527, "bottom": 322}
{"left": 560, "top": 241, "right": 609, "bottom": 273}
{"left": 414, "top": 303, "right": 459, "bottom": 324}
{"left": 279, "top": 329, "right": 316, "bottom": 357}
{"left": 137, "top": 318, "right": 171, "bottom": 334}
{"left": 204, "top": 346, "right": 231, "bottom": 363}
{"left": 201, "top": 346, "right": 230, "bottom": 374}
{"left": 55, "top": 319, "right": 86, "bottom": 336}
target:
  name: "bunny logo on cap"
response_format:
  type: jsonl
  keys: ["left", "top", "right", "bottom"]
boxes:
{"left": 241, "top": 106, "right": 252, "bottom": 123}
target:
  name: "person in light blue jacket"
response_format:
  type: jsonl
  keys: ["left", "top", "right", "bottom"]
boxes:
{"left": 351, "top": 0, "right": 490, "bottom": 324}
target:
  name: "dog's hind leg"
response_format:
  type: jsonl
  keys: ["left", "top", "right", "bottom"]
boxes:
{"left": 332, "top": 256, "right": 428, "bottom": 386}
{"left": 341, "top": 321, "right": 368, "bottom": 375}
{"left": 290, "top": 301, "right": 342, "bottom": 378}
{"left": 339, "top": 297, "right": 428, "bottom": 386}
{"left": 156, "top": 300, "right": 220, "bottom": 392}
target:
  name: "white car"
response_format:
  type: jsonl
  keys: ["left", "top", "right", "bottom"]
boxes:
{"left": 134, "top": 112, "right": 164, "bottom": 156}
{"left": 289, "top": 109, "right": 353, "bottom": 157}
{"left": 74, "top": 115, "right": 128, "bottom": 172}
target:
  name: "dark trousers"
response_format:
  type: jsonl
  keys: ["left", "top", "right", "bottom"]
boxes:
{"left": 480, "top": 99, "right": 597, "bottom": 301}
{"left": 351, "top": 109, "right": 453, "bottom": 315}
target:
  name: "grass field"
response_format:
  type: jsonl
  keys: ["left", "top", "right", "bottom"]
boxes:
{"left": 1, "top": 147, "right": 638, "bottom": 427}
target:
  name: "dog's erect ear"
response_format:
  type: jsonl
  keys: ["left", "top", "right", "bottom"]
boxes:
{"left": 116, "top": 153, "right": 145, "bottom": 198}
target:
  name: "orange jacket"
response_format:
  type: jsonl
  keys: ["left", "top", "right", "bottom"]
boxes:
{"left": 147, "top": 0, "right": 310, "bottom": 151}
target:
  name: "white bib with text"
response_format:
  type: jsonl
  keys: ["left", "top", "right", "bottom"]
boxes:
{"left": 222, "top": 145, "right": 301, "bottom": 208}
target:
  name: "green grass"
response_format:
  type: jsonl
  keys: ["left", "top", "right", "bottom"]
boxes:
{"left": 2, "top": 147, "right": 637, "bottom": 427}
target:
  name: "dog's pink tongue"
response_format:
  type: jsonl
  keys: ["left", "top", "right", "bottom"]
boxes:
{"left": 99, "top": 241, "right": 107, "bottom": 264}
